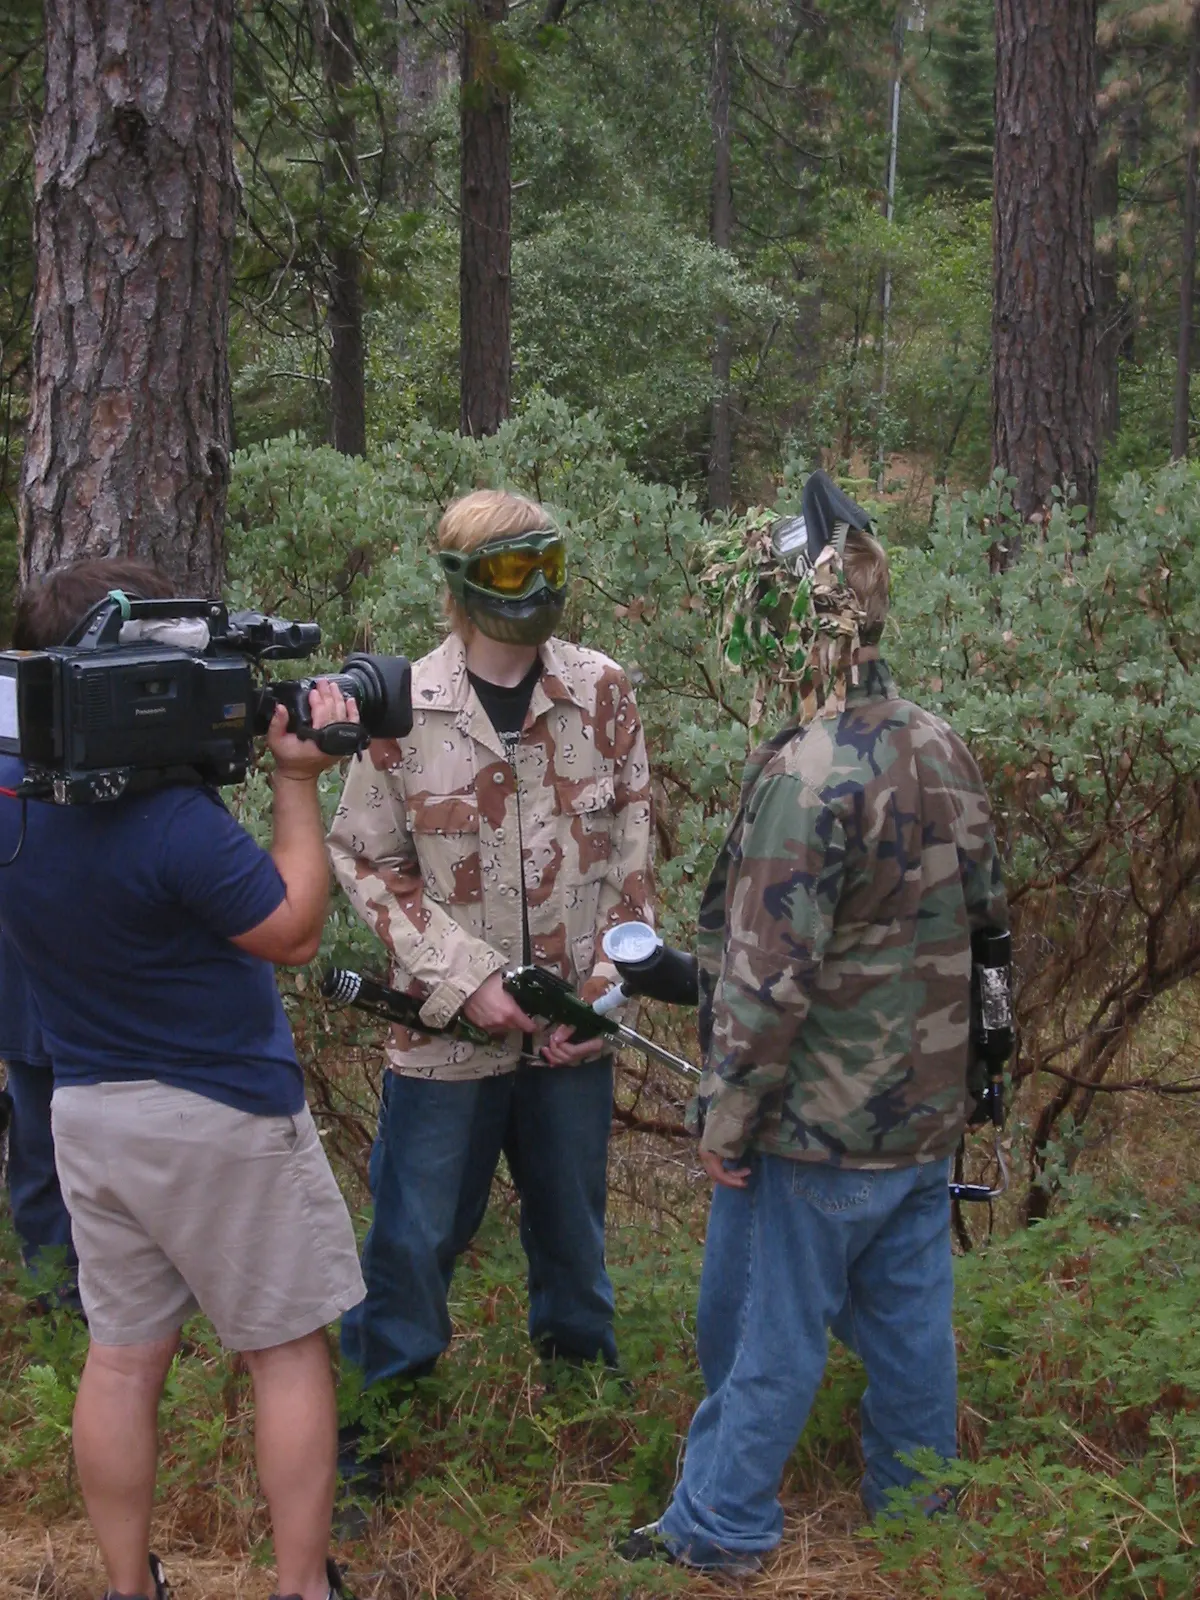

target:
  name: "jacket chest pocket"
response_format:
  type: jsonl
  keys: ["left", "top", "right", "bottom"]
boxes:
{"left": 554, "top": 773, "right": 615, "bottom": 884}
{"left": 407, "top": 791, "right": 482, "bottom": 904}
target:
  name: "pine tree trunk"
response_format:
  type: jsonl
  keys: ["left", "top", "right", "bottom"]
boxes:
{"left": 1172, "top": 3, "right": 1200, "bottom": 462}
{"left": 20, "top": 0, "right": 235, "bottom": 592}
{"left": 315, "top": 3, "right": 367, "bottom": 458}
{"left": 992, "top": 0, "right": 1098, "bottom": 526}
{"left": 707, "top": 13, "right": 733, "bottom": 513}
{"left": 459, "top": 0, "right": 511, "bottom": 439}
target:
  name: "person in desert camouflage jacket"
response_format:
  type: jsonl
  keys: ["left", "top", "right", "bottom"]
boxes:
{"left": 622, "top": 519, "right": 1007, "bottom": 1576}
{"left": 329, "top": 489, "right": 653, "bottom": 1498}
{"left": 328, "top": 633, "right": 651, "bottom": 1078}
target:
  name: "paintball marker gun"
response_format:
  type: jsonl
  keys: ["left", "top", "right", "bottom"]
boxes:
{"left": 320, "top": 960, "right": 700, "bottom": 1076}
{"left": 500, "top": 964, "right": 701, "bottom": 1079}
{"left": 948, "top": 927, "right": 1014, "bottom": 1203}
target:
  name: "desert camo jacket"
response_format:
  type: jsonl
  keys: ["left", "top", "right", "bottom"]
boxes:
{"left": 328, "top": 631, "right": 654, "bottom": 1080}
{"left": 692, "top": 659, "right": 1008, "bottom": 1169}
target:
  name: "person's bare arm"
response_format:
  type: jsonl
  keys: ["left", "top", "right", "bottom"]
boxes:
{"left": 232, "top": 682, "right": 357, "bottom": 966}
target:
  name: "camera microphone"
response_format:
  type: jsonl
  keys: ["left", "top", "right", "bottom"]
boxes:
{"left": 320, "top": 967, "right": 491, "bottom": 1044}
{"left": 321, "top": 967, "right": 411, "bottom": 1022}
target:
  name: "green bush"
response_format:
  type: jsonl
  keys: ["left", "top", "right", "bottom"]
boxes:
{"left": 872, "top": 1183, "right": 1200, "bottom": 1597}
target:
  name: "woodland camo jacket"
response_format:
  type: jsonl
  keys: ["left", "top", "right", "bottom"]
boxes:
{"left": 693, "top": 659, "right": 1007, "bottom": 1169}
{"left": 328, "top": 631, "right": 654, "bottom": 1079}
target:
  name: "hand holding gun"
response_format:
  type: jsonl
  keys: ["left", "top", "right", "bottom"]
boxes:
{"left": 501, "top": 965, "right": 701, "bottom": 1079}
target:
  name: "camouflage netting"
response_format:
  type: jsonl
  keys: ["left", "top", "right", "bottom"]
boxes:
{"left": 698, "top": 510, "right": 867, "bottom": 728}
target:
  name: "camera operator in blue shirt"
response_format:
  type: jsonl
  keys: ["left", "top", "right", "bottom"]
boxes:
{"left": 0, "top": 559, "right": 364, "bottom": 1600}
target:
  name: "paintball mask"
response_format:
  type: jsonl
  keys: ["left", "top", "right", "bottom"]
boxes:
{"left": 438, "top": 528, "right": 567, "bottom": 647}
{"left": 769, "top": 469, "right": 874, "bottom": 582}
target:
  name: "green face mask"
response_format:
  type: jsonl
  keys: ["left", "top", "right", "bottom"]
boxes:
{"left": 439, "top": 529, "right": 568, "bottom": 646}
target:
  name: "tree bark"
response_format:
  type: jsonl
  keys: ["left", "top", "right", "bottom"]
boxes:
{"left": 459, "top": 0, "right": 511, "bottom": 439}
{"left": 707, "top": 12, "right": 734, "bottom": 513}
{"left": 992, "top": 0, "right": 1098, "bottom": 526}
{"left": 1172, "top": 2, "right": 1200, "bottom": 462}
{"left": 20, "top": 0, "right": 235, "bottom": 592}
{"left": 314, "top": 3, "right": 366, "bottom": 458}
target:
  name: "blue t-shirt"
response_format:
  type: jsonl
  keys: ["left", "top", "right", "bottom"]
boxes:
{"left": 0, "top": 757, "right": 302, "bottom": 1116}
{"left": 0, "top": 925, "right": 51, "bottom": 1068}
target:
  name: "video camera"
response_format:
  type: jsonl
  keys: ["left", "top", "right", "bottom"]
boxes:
{"left": 0, "top": 591, "right": 413, "bottom": 804}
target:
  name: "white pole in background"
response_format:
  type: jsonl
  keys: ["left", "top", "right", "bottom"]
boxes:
{"left": 877, "top": 5, "right": 924, "bottom": 491}
{"left": 877, "top": 9, "right": 905, "bottom": 491}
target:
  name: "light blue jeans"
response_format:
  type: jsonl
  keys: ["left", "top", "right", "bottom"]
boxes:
{"left": 658, "top": 1153, "right": 956, "bottom": 1568}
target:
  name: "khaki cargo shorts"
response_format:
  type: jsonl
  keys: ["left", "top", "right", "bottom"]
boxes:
{"left": 52, "top": 1081, "right": 366, "bottom": 1350}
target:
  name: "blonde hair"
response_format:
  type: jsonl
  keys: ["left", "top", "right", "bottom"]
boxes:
{"left": 437, "top": 489, "right": 556, "bottom": 636}
{"left": 841, "top": 528, "right": 890, "bottom": 646}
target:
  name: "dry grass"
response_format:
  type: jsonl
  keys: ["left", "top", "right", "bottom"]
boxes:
{"left": 0, "top": 1493, "right": 896, "bottom": 1600}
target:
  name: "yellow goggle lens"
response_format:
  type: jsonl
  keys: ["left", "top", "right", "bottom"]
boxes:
{"left": 471, "top": 540, "right": 566, "bottom": 596}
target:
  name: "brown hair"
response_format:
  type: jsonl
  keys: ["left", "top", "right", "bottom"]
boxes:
{"left": 842, "top": 529, "right": 890, "bottom": 646}
{"left": 436, "top": 490, "right": 556, "bottom": 637}
{"left": 13, "top": 558, "right": 176, "bottom": 650}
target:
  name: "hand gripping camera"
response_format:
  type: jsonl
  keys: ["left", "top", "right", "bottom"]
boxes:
{"left": 0, "top": 591, "right": 413, "bottom": 803}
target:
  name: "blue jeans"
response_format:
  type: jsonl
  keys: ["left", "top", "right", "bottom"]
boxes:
{"left": 658, "top": 1153, "right": 956, "bottom": 1567}
{"left": 3, "top": 1058, "right": 76, "bottom": 1277}
{"left": 341, "top": 1059, "right": 617, "bottom": 1388}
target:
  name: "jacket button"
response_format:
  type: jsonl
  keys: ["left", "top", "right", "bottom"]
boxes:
{"left": 493, "top": 772, "right": 505, "bottom": 784}
{"left": 495, "top": 829, "right": 505, "bottom": 841}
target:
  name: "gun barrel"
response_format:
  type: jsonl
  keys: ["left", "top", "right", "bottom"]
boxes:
{"left": 612, "top": 1022, "right": 702, "bottom": 1080}
{"left": 321, "top": 967, "right": 491, "bottom": 1046}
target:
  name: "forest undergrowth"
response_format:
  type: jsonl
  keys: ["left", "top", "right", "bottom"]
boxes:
{"left": 1, "top": 1039, "right": 1198, "bottom": 1600}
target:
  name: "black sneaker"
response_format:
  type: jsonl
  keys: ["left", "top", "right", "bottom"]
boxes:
{"left": 614, "top": 1523, "right": 762, "bottom": 1577}
{"left": 103, "top": 1552, "right": 170, "bottom": 1600}
{"left": 335, "top": 1422, "right": 384, "bottom": 1539}
{"left": 539, "top": 1340, "right": 633, "bottom": 1397}
{"left": 614, "top": 1523, "right": 679, "bottom": 1566}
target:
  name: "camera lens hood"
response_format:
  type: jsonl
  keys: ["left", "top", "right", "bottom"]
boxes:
{"left": 341, "top": 653, "right": 414, "bottom": 739}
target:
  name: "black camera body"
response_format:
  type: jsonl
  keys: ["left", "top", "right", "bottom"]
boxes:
{"left": 0, "top": 594, "right": 413, "bottom": 803}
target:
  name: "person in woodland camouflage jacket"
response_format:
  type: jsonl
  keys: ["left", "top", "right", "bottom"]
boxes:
{"left": 329, "top": 490, "right": 653, "bottom": 1496}
{"left": 621, "top": 524, "right": 1007, "bottom": 1576}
